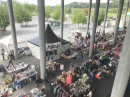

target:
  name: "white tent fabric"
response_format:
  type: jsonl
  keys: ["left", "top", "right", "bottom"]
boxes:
{"left": 0, "top": 35, "right": 27, "bottom": 50}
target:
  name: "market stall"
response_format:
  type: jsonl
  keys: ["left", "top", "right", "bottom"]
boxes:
{"left": 5, "top": 62, "right": 28, "bottom": 73}
{"left": 28, "top": 24, "right": 70, "bottom": 60}
{"left": 17, "top": 87, "right": 46, "bottom": 97}
{"left": 0, "top": 35, "right": 27, "bottom": 51}
{"left": 59, "top": 53, "right": 77, "bottom": 59}
{"left": 0, "top": 85, "right": 13, "bottom": 97}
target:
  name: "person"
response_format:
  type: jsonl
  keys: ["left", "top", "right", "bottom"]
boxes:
{"left": 60, "top": 64, "right": 64, "bottom": 73}
{"left": 52, "top": 65, "right": 56, "bottom": 76}
{"left": 66, "top": 74, "right": 73, "bottom": 85}
{"left": 89, "top": 71, "right": 94, "bottom": 82}
{"left": 7, "top": 55, "right": 15, "bottom": 69}
{"left": 1, "top": 48, "right": 5, "bottom": 61}
{"left": 79, "top": 51, "right": 84, "bottom": 62}
{"left": 69, "top": 63, "right": 73, "bottom": 70}
{"left": 87, "top": 90, "right": 93, "bottom": 97}
{"left": 35, "top": 74, "right": 41, "bottom": 88}
{"left": 40, "top": 85, "right": 46, "bottom": 95}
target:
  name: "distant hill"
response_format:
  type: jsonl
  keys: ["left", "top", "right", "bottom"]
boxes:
{"left": 65, "top": 1, "right": 119, "bottom": 9}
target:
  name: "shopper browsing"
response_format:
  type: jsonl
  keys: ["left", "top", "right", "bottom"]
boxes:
{"left": 7, "top": 54, "right": 15, "bottom": 69}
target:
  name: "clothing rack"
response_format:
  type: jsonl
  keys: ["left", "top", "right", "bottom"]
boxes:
{"left": 55, "top": 83, "right": 66, "bottom": 92}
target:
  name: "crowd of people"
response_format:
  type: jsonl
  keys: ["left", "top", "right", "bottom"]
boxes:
{"left": 0, "top": 27, "right": 126, "bottom": 97}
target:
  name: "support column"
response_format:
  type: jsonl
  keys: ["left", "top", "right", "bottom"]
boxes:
{"left": 102, "top": 0, "right": 109, "bottom": 35}
{"left": 86, "top": 0, "right": 92, "bottom": 35}
{"left": 89, "top": 0, "right": 100, "bottom": 58}
{"left": 7, "top": 0, "right": 18, "bottom": 59}
{"left": 111, "top": 20, "right": 130, "bottom": 97}
{"left": 37, "top": 0, "right": 46, "bottom": 80}
{"left": 60, "top": 0, "right": 64, "bottom": 38}
{"left": 113, "top": 0, "right": 124, "bottom": 45}
{"left": 123, "top": 0, "right": 129, "bottom": 28}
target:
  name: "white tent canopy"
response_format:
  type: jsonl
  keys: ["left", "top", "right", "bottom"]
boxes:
{"left": 0, "top": 35, "right": 27, "bottom": 50}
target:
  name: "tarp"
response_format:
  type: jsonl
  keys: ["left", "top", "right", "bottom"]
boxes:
{"left": 28, "top": 24, "right": 70, "bottom": 46}
{"left": 0, "top": 35, "right": 27, "bottom": 50}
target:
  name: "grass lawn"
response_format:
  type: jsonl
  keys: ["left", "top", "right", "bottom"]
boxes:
{"left": 107, "top": 13, "right": 125, "bottom": 18}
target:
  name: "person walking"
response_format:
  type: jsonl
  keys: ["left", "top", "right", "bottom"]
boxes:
{"left": 7, "top": 55, "right": 15, "bottom": 69}
{"left": 52, "top": 65, "right": 56, "bottom": 76}
{"left": 35, "top": 74, "right": 40, "bottom": 88}
{"left": 1, "top": 48, "right": 5, "bottom": 61}
{"left": 60, "top": 64, "right": 64, "bottom": 73}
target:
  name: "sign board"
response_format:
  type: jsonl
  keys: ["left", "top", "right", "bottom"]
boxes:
{"left": 127, "top": 12, "right": 130, "bottom": 16}
{"left": 46, "top": 42, "right": 61, "bottom": 51}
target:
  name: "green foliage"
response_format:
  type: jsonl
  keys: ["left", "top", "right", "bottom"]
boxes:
{"left": 23, "top": 3, "right": 36, "bottom": 13}
{"left": 91, "top": 9, "right": 105, "bottom": 25}
{"left": 0, "top": 5, "right": 10, "bottom": 30}
{"left": 52, "top": 6, "right": 60, "bottom": 20}
{"left": 83, "top": 8, "right": 88, "bottom": 16}
{"left": 13, "top": 1, "right": 32, "bottom": 25}
{"left": 72, "top": 10, "right": 86, "bottom": 25}
{"left": 45, "top": 6, "right": 52, "bottom": 19}
{"left": 65, "top": 7, "right": 72, "bottom": 14}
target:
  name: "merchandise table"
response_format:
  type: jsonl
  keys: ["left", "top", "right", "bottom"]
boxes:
{"left": 17, "top": 88, "right": 46, "bottom": 97}
{"left": 5, "top": 63, "right": 28, "bottom": 73}
{"left": 60, "top": 53, "right": 77, "bottom": 59}
{"left": 3, "top": 70, "right": 37, "bottom": 85}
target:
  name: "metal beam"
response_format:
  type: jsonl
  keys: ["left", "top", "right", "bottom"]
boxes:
{"left": 111, "top": 19, "right": 130, "bottom": 97}
{"left": 123, "top": 0, "right": 129, "bottom": 28}
{"left": 86, "top": 0, "right": 92, "bottom": 35}
{"left": 60, "top": 0, "right": 64, "bottom": 38}
{"left": 102, "top": 0, "right": 110, "bottom": 35}
{"left": 113, "top": 0, "right": 124, "bottom": 45}
{"left": 89, "top": 0, "right": 100, "bottom": 58}
{"left": 37, "top": 0, "right": 46, "bottom": 80}
{"left": 7, "top": 0, "right": 18, "bottom": 59}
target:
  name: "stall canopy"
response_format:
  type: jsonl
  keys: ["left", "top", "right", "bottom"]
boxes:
{"left": 0, "top": 35, "right": 27, "bottom": 50}
{"left": 27, "top": 24, "right": 70, "bottom": 60}
{"left": 28, "top": 24, "right": 70, "bottom": 46}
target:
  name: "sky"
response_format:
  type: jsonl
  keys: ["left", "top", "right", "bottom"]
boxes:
{"left": 2, "top": 0, "right": 108, "bottom": 6}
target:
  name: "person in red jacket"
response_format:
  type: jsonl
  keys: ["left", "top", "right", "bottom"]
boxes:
{"left": 66, "top": 74, "right": 73, "bottom": 85}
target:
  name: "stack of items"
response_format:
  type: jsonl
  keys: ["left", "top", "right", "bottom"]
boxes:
{"left": 5, "top": 62, "right": 28, "bottom": 73}
{"left": 0, "top": 85, "right": 8, "bottom": 97}
{"left": 18, "top": 87, "right": 46, "bottom": 97}
{"left": 46, "top": 62, "right": 60, "bottom": 70}
{"left": 3, "top": 69, "right": 37, "bottom": 85}
{"left": 3, "top": 76, "right": 13, "bottom": 85}
{"left": 60, "top": 53, "right": 77, "bottom": 59}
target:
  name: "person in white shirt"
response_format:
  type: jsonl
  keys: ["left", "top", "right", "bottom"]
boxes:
{"left": 60, "top": 64, "right": 64, "bottom": 73}
{"left": 87, "top": 90, "right": 93, "bottom": 97}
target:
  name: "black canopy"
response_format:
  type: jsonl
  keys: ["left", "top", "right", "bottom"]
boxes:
{"left": 28, "top": 24, "right": 69, "bottom": 47}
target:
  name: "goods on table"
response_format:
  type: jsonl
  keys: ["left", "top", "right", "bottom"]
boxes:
{"left": 5, "top": 62, "right": 28, "bottom": 73}
{"left": 46, "top": 62, "right": 60, "bottom": 70}
{"left": 18, "top": 88, "right": 46, "bottom": 97}
{"left": 60, "top": 53, "right": 77, "bottom": 59}
{"left": 0, "top": 85, "right": 8, "bottom": 96}
{"left": 3, "top": 70, "right": 37, "bottom": 85}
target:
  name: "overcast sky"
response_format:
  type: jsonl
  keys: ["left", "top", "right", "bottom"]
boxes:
{"left": 2, "top": 0, "right": 109, "bottom": 6}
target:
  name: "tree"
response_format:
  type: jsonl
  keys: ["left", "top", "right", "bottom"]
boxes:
{"left": 23, "top": 3, "right": 36, "bottom": 13}
{"left": 91, "top": 9, "right": 105, "bottom": 25}
{"left": 13, "top": 1, "right": 32, "bottom": 27}
{"left": 0, "top": 5, "right": 10, "bottom": 31}
{"left": 83, "top": 8, "right": 88, "bottom": 16}
{"left": 65, "top": 7, "right": 71, "bottom": 14}
{"left": 72, "top": 10, "right": 86, "bottom": 27}
{"left": 52, "top": 6, "right": 60, "bottom": 20}
{"left": 45, "top": 6, "right": 52, "bottom": 20}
